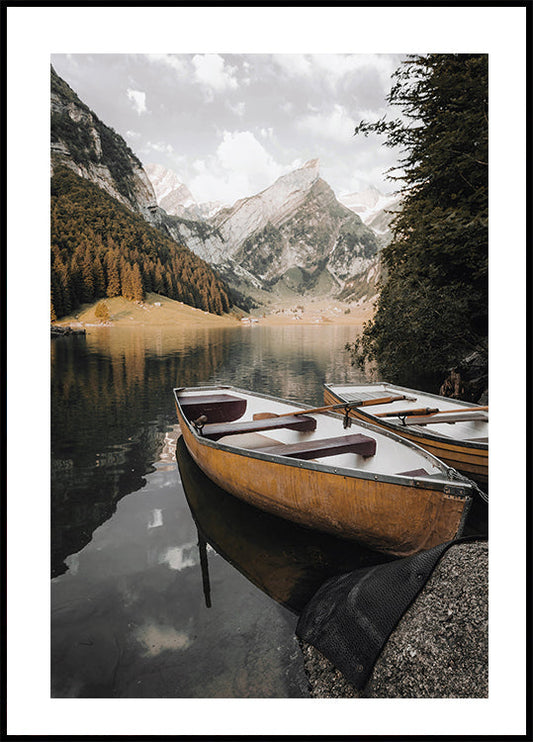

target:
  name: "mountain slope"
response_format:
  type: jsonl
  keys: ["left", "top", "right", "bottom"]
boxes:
{"left": 51, "top": 66, "right": 158, "bottom": 219}
{"left": 166, "top": 159, "right": 381, "bottom": 298}
{"left": 51, "top": 166, "right": 232, "bottom": 320}
{"left": 50, "top": 68, "right": 239, "bottom": 320}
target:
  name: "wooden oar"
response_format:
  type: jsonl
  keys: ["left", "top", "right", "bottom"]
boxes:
{"left": 252, "top": 394, "right": 415, "bottom": 421}
{"left": 405, "top": 411, "right": 488, "bottom": 426}
{"left": 428, "top": 405, "right": 488, "bottom": 415}
{"left": 376, "top": 407, "right": 439, "bottom": 418}
{"left": 376, "top": 405, "right": 488, "bottom": 418}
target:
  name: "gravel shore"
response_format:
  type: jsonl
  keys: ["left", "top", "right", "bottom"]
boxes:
{"left": 299, "top": 540, "right": 488, "bottom": 698}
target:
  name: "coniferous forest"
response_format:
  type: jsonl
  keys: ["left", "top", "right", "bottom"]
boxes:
{"left": 50, "top": 166, "right": 232, "bottom": 320}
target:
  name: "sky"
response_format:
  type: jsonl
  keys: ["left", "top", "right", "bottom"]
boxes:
{"left": 51, "top": 53, "right": 406, "bottom": 206}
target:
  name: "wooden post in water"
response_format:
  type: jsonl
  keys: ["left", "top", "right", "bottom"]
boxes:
{"left": 197, "top": 530, "right": 212, "bottom": 608}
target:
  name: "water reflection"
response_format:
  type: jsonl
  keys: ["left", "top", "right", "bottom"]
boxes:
{"left": 51, "top": 323, "right": 369, "bottom": 698}
{"left": 176, "top": 436, "right": 393, "bottom": 614}
{"left": 51, "top": 325, "right": 366, "bottom": 577}
{"left": 52, "top": 427, "right": 310, "bottom": 698}
{"left": 50, "top": 329, "right": 234, "bottom": 576}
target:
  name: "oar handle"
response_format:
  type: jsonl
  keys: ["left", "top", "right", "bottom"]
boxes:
{"left": 377, "top": 404, "right": 488, "bottom": 419}
{"left": 427, "top": 405, "right": 488, "bottom": 416}
{"left": 376, "top": 407, "right": 439, "bottom": 418}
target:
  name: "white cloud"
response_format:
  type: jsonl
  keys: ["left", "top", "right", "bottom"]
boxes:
{"left": 145, "top": 53, "right": 187, "bottom": 75}
{"left": 192, "top": 53, "right": 238, "bottom": 95}
{"left": 275, "top": 54, "right": 313, "bottom": 78}
{"left": 280, "top": 101, "right": 294, "bottom": 115}
{"left": 143, "top": 141, "right": 174, "bottom": 155}
{"left": 135, "top": 624, "right": 191, "bottom": 657}
{"left": 297, "top": 104, "right": 355, "bottom": 144}
{"left": 274, "top": 53, "right": 398, "bottom": 89}
{"left": 227, "top": 100, "right": 246, "bottom": 117}
{"left": 126, "top": 88, "right": 147, "bottom": 115}
{"left": 217, "top": 130, "right": 282, "bottom": 178}
{"left": 310, "top": 53, "right": 397, "bottom": 83}
{"left": 158, "top": 544, "right": 197, "bottom": 571}
{"left": 189, "top": 130, "right": 287, "bottom": 204}
{"left": 148, "top": 142, "right": 174, "bottom": 154}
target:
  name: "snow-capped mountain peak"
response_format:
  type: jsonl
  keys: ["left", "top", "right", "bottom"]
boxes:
{"left": 338, "top": 186, "right": 401, "bottom": 235}
{"left": 145, "top": 163, "right": 195, "bottom": 209}
{"left": 145, "top": 162, "right": 226, "bottom": 219}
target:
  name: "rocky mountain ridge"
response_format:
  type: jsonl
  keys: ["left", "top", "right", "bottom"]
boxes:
{"left": 51, "top": 66, "right": 383, "bottom": 306}
{"left": 339, "top": 186, "right": 402, "bottom": 241}
{"left": 51, "top": 66, "right": 158, "bottom": 221}
{"left": 157, "top": 160, "right": 382, "bottom": 299}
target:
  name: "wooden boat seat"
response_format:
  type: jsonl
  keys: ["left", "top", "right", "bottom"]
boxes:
{"left": 200, "top": 414, "right": 317, "bottom": 441}
{"left": 180, "top": 393, "right": 247, "bottom": 424}
{"left": 257, "top": 433, "right": 376, "bottom": 460}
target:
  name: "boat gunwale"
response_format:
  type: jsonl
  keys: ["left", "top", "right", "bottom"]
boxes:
{"left": 174, "top": 385, "right": 475, "bottom": 499}
{"left": 323, "top": 382, "right": 488, "bottom": 452}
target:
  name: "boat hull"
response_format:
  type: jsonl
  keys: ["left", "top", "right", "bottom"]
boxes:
{"left": 175, "top": 389, "right": 473, "bottom": 557}
{"left": 324, "top": 386, "right": 488, "bottom": 485}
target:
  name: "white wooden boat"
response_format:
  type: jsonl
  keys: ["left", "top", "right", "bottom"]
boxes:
{"left": 174, "top": 385, "right": 476, "bottom": 557}
{"left": 324, "top": 382, "right": 488, "bottom": 485}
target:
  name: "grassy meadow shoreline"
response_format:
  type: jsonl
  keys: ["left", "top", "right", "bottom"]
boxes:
{"left": 53, "top": 293, "right": 375, "bottom": 330}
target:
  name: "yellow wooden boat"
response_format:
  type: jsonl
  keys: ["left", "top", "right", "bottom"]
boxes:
{"left": 324, "top": 382, "right": 488, "bottom": 486}
{"left": 174, "top": 385, "right": 476, "bottom": 557}
{"left": 175, "top": 435, "right": 391, "bottom": 614}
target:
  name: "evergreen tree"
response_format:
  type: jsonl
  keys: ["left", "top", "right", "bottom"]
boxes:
{"left": 51, "top": 274, "right": 62, "bottom": 319}
{"left": 348, "top": 54, "right": 488, "bottom": 391}
{"left": 153, "top": 264, "right": 164, "bottom": 295}
{"left": 81, "top": 248, "right": 95, "bottom": 303}
{"left": 105, "top": 252, "right": 120, "bottom": 297}
{"left": 69, "top": 250, "right": 83, "bottom": 306}
{"left": 95, "top": 300, "right": 110, "bottom": 323}
{"left": 93, "top": 255, "right": 106, "bottom": 297}
{"left": 59, "top": 264, "right": 72, "bottom": 315}
{"left": 131, "top": 263, "right": 144, "bottom": 302}
{"left": 120, "top": 261, "right": 133, "bottom": 300}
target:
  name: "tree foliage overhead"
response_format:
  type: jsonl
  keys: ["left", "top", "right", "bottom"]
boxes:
{"left": 348, "top": 54, "right": 488, "bottom": 391}
{"left": 51, "top": 166, "right": 232, "bottom": 320}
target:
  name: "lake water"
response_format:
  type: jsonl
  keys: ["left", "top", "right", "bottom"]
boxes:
{"left": 51, "top": 323, "right": 383, "bottom": 698}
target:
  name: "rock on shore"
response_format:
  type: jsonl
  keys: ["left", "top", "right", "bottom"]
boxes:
{"left": 51, "top": 324, "right": 86, "bottom": 337}
{"left": 299, "top": 540, "right": 488, "bottom": 698}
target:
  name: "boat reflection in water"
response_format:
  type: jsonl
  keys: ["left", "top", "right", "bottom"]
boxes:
{"left": 175, "top": 435, "right": 394, "bottom": 614}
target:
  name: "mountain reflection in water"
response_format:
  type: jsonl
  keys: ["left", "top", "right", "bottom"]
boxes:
{"left": 176, "top": 436, "right": 393, "bottom": 614}
{"left": 51, "top": 324, "right": 368, "bottom": 578}
{"left": 51, "top": 328, "right": 235, "bottom": 577}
